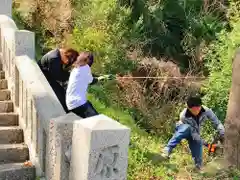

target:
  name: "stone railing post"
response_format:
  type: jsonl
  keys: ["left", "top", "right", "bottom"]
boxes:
{"left": 15, "top": 30, "right": 35, "bottom": 59}
{"left": 0, "top": 0, "right": 12, "bottom": 17}
{"left": 47, "top": 113, "right": 80, "bottom": 180}
{"left": 0, "top": 0, "right": 12, "bottom": 52}
{"left": 0, "top": 15, "right": 17, "bottom": 57}
{"left": 13, "top": 30, "right": 34, "bottom": 108}
{"left": 69, "top": 114, "right": 131, "bottom": 180}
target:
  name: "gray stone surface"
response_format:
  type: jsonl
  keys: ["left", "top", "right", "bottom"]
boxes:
{"left": 0, "top": 15, "right": 17, "bottom": 54}
{"left": 0, "top": 13, "right": 65, "bottom": 178}
{"left": 0, "top": 162, "right": 35, "bottom": 180}
{"left": 0, "top": 5, "right": 42, "bottom": 179}
{"left": 15, "top": 54, "right": 65, "bottom": 177}
{"left": 70, "top": 114, "right": 131, "bottom": 180}
{"left": 15, "top": 55, "right": 65, "bottom": 133}
{"left": 0, "top": 0, "right": 12, "bottom": 17}
{"left": 47, "top": 113, "right": 80, "bottom": 180}
{"left": 15, "top": 30, "right": 35, "bottom": 60}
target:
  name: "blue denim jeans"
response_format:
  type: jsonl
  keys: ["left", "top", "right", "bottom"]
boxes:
{"left": 164, "top": 124, "right": 203, "bottom": 167}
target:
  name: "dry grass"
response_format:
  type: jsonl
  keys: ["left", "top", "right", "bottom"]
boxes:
{"left": 203, "top": 0, "right": 229, "bottom": 14}
{"left": 14, "top": 0, "right": 73, "bottom": 37}
{"left": 115, "top": 54, "right": 204, "bottom": 134}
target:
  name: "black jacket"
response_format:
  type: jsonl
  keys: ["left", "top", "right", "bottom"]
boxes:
{"left": 38, "top": 49, "right": 70, "bottom": 83}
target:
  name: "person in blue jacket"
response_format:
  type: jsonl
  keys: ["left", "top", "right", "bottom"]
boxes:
{"left": 161, "top": 95, "right": 225, "bottom": 170}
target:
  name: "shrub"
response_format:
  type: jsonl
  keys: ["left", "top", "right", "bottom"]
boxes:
{"left": 121, "top": 0, "right": 228, "bottom": 69}
{"left": 203, "top": 1, "right": 240, "bottom": 122}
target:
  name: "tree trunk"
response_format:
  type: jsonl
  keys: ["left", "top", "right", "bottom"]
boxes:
{"left": 225, "top": 49, "right": 240, "bottom": 169}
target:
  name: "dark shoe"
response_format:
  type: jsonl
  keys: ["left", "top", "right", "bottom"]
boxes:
{"left": 193, "top": 164, "right": 204, "bottom": 173}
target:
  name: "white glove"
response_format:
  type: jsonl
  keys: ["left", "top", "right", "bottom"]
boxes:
{"left": 176, "top": 121, "right": 183, "bottom": 127}
{"left": 97, "top": 75, "right": 110, "bottom": 81}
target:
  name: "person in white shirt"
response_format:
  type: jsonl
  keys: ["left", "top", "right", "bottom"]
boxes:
{"left": 65, "top": 52, "right": 113, "bottom": 163}
{"left": 66, "top": 52, "right": 99, "bottom": 118}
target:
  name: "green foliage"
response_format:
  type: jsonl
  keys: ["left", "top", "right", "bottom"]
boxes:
{"left": 90, "top": 91, "right": 239, "bottom": 179}
{"left": 67, "top": 0, "right": 230, "bottom": 72}
{"left": 122, "top": 0, "right": 228, "bottom": 69}
{"left": 66, "top": 0, "right": 136, "bottom": 75}
{"left": 203, "top": 1, "right": 240, "bottom": 122}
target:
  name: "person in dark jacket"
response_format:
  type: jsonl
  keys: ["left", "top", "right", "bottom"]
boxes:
{"left": 38, "top": 48, "right": 79, "bottom": 112}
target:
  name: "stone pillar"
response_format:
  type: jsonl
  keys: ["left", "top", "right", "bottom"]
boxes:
{"left": 0, "top": 15, "right": 17, "bottom": 55}
{"left": 47, "top": 113, "right": 80, "bottom": 180}
{"left": 69, "top": 114, "right": 131, "bottom": 180}
{"left": 14, "top": 30, "right": 35, "bottom": 106}
{"left": 15, "top": 30, "right": 35, "bottom": 59}
{"left": 0, "top": 0, "right": 12, "bottom": 17}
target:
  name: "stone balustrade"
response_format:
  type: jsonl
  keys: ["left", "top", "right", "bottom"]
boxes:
{"left": 0, "top": 0, "right": 131, "bottom": 179}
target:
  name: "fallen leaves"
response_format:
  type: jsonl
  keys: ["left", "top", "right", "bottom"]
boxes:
{"left": 23, "top": 161, "right": 33, "bottom": 167}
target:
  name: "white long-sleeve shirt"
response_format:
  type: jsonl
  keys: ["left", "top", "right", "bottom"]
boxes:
{"left": 66, "top": 65, "right": 93, "bottom": 110}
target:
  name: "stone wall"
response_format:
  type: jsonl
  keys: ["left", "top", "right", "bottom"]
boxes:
{"left": 0, "top": 14, "right": 66, "bottom": 177}
{"left": 0, "top": 1, "right": 131, "bottom": 179}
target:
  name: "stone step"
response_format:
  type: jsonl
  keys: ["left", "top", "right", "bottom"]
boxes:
{"left": 0, "top": 113, "right": 18, "bottom": 126}
{"left": 0, "top": 127, "right": 23, "bottom": 144}
{"left": 0, "top": 101, "right": 13, "bottom": 113}
{"left": 0, "top": 144, "right": 29, "bottom": 163}
{"left": 0, "top": 79, "right": 7, "bottom": 90}
{"left": 0, "top": 162, "right": 35, "bottom": 180}
{"left": 0, "top": 90, "right": 10, "bottom": 101}
{"left": 0, "top": 71, "right": 4, "bottom": 79}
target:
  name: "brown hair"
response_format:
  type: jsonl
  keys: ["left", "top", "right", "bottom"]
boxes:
{"left": 63, "top": 48, "right": 79, "bottom": 64}
{"left": 73, "top": 52, "right": 91, "bottom": 67}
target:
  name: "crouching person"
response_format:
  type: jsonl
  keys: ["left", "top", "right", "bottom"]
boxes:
{"left": 161, "top": 95, "right": 225, "bottom": 170}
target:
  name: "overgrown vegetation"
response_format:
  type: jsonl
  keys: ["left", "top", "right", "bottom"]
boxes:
{"left": 203, "top": 1, "right": 240, "bottom": 121}
{"left": 12, "top": 0, "right": 240, "bottom": 179}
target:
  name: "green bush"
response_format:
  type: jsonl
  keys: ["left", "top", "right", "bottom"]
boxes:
{"left": 65, "top": 0, "right": 136, "bottom": 75}
{"left": 121, "top": 0, "right": 228, "bottom": 69}
{"left": 203, "top": 1, "right": 240, "bottom": 122}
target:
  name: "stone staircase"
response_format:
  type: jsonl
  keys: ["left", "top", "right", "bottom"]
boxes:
{"left": 0, "top": 65, "right": 35, "bottom": 179}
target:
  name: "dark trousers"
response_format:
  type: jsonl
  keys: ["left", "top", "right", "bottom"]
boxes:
{"left": 42, "top": 71, "right": 69, "bottom": 113}
{"left": 49, "top": 80, "right": 68, "bottom": 112}
{"left": 70, "top": 101, "right": 99, "bottom": 118}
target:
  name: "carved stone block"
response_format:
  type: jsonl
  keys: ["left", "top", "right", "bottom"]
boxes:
{"left": 70, "top": 114, "right": 131, "bottom": 180}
